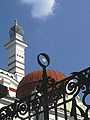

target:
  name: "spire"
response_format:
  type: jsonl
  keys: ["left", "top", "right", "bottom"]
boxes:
{"left": 9, "top": 20, "right": 24, "bottom": 40}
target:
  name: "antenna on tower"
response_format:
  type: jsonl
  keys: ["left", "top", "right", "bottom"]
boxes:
{"left": 14, "top": 19, "right": 18, "bottom": 26}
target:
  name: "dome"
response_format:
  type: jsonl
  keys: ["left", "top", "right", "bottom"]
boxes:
{"left": 16, "top": 70, "right": 65, "bottom": 98}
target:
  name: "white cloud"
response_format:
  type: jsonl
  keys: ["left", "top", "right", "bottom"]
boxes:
{"left": 21, "top": 0, "right": 56, "bottom": 19}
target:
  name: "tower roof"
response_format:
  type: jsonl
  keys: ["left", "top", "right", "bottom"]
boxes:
{"left": 9, "top": 20, "right": 24, "bottom": 35}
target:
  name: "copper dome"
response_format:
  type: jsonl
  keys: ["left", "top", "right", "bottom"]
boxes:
{"left": 16, "top": 70, "right": 65, "bottom": 98}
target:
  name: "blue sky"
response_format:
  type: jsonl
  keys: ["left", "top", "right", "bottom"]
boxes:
{"left": 0, "top": 0, "right": 90, "bottom": 75}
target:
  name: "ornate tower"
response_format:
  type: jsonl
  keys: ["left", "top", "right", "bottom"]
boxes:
{"left": 5, "top": 20, "right": 28, "bottom": 82}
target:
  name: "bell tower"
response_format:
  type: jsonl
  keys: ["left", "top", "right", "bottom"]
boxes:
{"left": 5, "top": 20, "right": 28, "bottom": 81}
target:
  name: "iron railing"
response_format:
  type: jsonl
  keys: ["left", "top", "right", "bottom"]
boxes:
{"left": 0, "top": 53, "right": 90, "bottom": 120}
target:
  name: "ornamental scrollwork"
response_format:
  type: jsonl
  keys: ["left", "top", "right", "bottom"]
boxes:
{"left": 0, "top": 67, "right": 90, "bottom": 119}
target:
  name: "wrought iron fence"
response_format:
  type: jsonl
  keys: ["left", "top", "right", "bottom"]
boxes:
{"left": 0, "top": 53, "right": 90, "bottom": 120}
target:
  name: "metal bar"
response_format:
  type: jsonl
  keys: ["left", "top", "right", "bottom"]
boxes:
{"left": 73, "top": 100, "right": 77, "bottom": 120}
{"left": 36, "top": 112, "right": 39, "bottom": 120}
{"left": 63, "top": 89, "right": 67, "bottom": 120}
{"left": 42, "top": 68, "right": 49, "bottom": 120}
{"left": 27, "top": 102, "right": 31, "bottom": 120}
{"left": 54, "top": 102, "right": 58, "bottom": 120}
{"left": 70, "top": 98, "right": 77, "bottom": 120}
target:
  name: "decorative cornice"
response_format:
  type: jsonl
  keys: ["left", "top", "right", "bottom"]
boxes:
{"left": 8, "top": 60, "right": 24, "bottom": 66}
{"left": 8, "top": 66, "right": 24, "bottom": 72}
{"left": 5, "top": 38, "right": 28, "bottom": 48}
{"left": 9, "top": 54, "right": 15, "bottom": 59}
